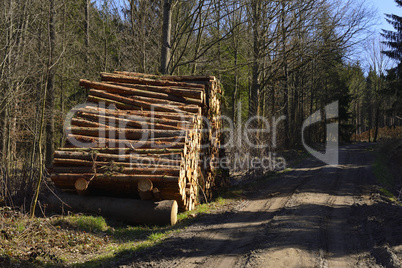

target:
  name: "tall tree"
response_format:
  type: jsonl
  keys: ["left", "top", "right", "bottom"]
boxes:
{"left": 160, "top": 0, "right": 172, "bottom": 74}
{"left": 45, "top": 0, "right": 56, "bottom": 167}
{"left": 381, "top": 0, "right": 402, "bottom": 122}
{"left": 381, "top": 0, "right": 402, "bottom": 64}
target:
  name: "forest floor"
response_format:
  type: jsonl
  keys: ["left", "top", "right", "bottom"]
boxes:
{"left": 1, "top": 141, "right": 402, "bottom": 267}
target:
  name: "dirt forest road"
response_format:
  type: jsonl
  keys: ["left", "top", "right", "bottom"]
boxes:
{"left": 120, "top": 143, "right": 402, "bottom": 268}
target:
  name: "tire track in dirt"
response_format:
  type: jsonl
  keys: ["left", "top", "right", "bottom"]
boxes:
{"left": 191, "top": 165, "right": 324, "bottom": 268}
{"left": 121, "top": 156, "right": 328, "bottom": 268}
{"left": 120, "top": 144, "right": 397, "bottom": 268}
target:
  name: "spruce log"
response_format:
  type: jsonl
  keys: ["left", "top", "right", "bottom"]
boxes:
{"left": 99, "top": 73, "right": 205, "bottom": 93}
{"left": 71, "top": 118, "right": 107, "bottom": 128}
{"left": 66, "top": 126, "right": 187, "bottom": 140}
{"left": 75, "top": 111, "right": 189, "bottom": 131}
{"left": 56, "top": 147, "right": 183, "bottom": 154}
{"left": 65, "top": 134, "right": 186, "bottom": 149}
{"left": 47, "top": 193, "right": 178, "bottom": 225}
{"left": 114, "top": 71, "right": 215, "bottom": 83}
{"left": 53, "top": 166, "right": 181, "bottom": 176}
{"left": 88, "top": 95, "right": 140, "bottom": 110}
{"left": 53, "top": 151, "right": 182, "bottom": 165}
{"left": 80, "top": 105, "right": 196, "bottom": 123}
{"left": 79, "top": 79, "right": 203, "bottom": 105}
{"left": 107, "top": 82, "right": 203, "bottom": 106}
{"left": 89, "top": 89, "right": 200, "bottom": 114}
{"left": 53, "top": 159, "right": 181, "bottom": 170}
{"left": 51, "top": 173, "right": 181, "bottom": 184}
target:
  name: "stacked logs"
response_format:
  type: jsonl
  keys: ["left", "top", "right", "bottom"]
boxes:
{"left": 50, "top": 72, "right": 226, "bottom": 211}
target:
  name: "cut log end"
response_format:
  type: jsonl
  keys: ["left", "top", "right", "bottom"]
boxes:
{"left": 75, "top": 178, "right": 89, "bottom": 195}
{"left": 170, "top": 200, "right": 178, "bottom": 225}
{"left": 138, "top": 178, "right": 153, "bottom": 192}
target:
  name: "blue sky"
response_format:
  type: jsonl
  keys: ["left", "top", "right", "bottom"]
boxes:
{"left": 371, "top": 0, "right": 402, "bottom": 32}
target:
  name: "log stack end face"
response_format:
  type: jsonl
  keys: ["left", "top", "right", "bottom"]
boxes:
{"left": 51, "top": 72, "right": 226, "bottom": 214}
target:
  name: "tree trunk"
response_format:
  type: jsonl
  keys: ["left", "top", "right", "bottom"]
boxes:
{"left": 84, "top": 0, "right": 90, "bottom": 67}
{"left": 45, "top": 0, "right": 56, "bottom": 167}
{"left": 160, "top": 0, "right": 172, "bottom": 74}
{"left": 281, "top": 0, "right": 290, "bottom": 147}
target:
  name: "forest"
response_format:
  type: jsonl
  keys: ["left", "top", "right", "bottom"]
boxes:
{"left": 0, "top": 0, "right": 401, "bottom": 209}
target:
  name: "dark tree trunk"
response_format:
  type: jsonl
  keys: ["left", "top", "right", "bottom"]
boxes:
{"left": 45, "top": 0, "right": 56, "bottom": 167}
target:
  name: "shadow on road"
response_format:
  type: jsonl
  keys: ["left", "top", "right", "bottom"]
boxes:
{"left": 81, "top": 143, "right": 402, "bottom": 267}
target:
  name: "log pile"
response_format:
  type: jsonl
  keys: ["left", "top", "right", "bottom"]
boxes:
{"left": 50, "top": 72, "right": 227, "bottom": 211}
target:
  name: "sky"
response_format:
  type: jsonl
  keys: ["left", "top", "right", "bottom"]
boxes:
{"left": 354, "top": 0, "right": 402, "bottom": 73}
{"left": 371, "top": 0, "right": 402, "bottom": 33}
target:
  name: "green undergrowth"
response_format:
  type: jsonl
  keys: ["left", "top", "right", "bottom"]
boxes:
{"left": 7, "top": 190, "right": 241, "bottom": 267}
{"left": 1, "top": 180, "right": 252, "bottom": 267}
{"left": 52, "top": 215, "right": 108, "bottom": 233}
{"left": 75, "top": 193, "right": 240, "bottom": 267}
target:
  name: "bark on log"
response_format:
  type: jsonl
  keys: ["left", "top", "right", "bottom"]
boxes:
{"left": 53, "top": 166, "right": 181, "bottom": 176}
{"left": 66, "top": 126, "right": 187, "bottom": 140}
{"left": 79, "top": 79, "right": 203, "bottom": 105}
{"left": 47, "top": 193, "right": 178, "bottom": 225}
{"left": 88, "top": 95, "right": 140, "bottom": 110}
{"left": 106, "top": 82, "right": 203, "bottom": 106}
{"left": 80, "top": 105, "right": 196, "bottom": 123}
{"left": 89, "top": 89, "right": 200, "bottom": 114}
{"left": 65, "top": 134, "right": 185, "bottom": 149}
{"left": 52, "top": 158, "right": 181, "bottom": 170}
{"left": 75, "top": 111, "right": 189, "bottom": 131}
{"left": 57, "top": 147, "right": 184, "bottom": 154}
{"left": 99, "top": 73, "right": 205, "bottom": 92}
{"left": 114, "top": 71, "right": 215, "bottom": 82}
{"left": 53, "top": 151, "right": 182, "bottom": 166}
{"left": 51, "top": 173, "right": 181, "bottom": 185}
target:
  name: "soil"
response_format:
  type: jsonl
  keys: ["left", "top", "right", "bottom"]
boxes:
{"left": 117, "top": 143, "right": 402, "bottom": 268}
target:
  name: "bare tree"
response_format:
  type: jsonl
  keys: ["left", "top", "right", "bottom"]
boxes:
{"left": 160, "top": 0, "right": 172, "bottom": 74}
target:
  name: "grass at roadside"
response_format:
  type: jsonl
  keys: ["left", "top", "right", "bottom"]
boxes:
{"left": 0, "top": 188, "right": 243, "bottom": 267}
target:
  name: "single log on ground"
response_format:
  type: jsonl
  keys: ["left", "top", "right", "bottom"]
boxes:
{"left": 47, "top": 193, "right": 178, "bottom": 225}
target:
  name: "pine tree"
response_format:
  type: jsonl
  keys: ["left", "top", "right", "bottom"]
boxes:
{"left": 381, "top": 0, "right": 402, "bottom": 124}
{"left": 381, "top": 0, "right": 402, "bottom": 64}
